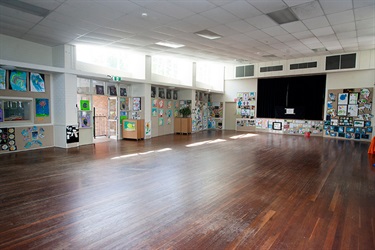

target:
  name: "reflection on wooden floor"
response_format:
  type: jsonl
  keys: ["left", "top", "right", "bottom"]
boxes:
{"left": 0, "top": 130, "right": 374, "bottom": 249}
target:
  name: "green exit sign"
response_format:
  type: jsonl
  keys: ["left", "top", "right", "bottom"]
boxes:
{"left": 112, "top": 76, "right": 121, "bottom": 81}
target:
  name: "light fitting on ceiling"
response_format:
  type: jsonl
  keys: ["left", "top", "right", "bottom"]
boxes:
{"left": 0, "top": 0, "right": 50, "bottom": 17}
{"left": 194, "top": 30, "right": 222, "bottom": 40}
{"left": 312, "top": 47, "right": 328, "bottom": 52}
{"left": 266, "top": 8, "right": 298, "bottom": 25}
{"left": 155, "top": 41, "right": 185, "bottom": 49}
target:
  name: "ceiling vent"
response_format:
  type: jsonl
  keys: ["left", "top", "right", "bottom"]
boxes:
{"left": 290, "top": 62, "right": 317, "bottom": 70}
{"left": 326, "top": 53, "right": 356, "bottom": 70}
{"left": 266, "top": 8, "right": 298, "bottom": 25}
{"left": 236, "top": 65, "right": 254, "bottom": 78}
{"left": 260, "top": 65, "right": 283, "bottom": 73}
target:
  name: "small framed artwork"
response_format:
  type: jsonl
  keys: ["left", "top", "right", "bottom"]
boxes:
{"left": 96, "top": 85, "right": 104, "bottom": 95}
{"left": 354, "top": 120, "right": 364, "bottom": 127}
{"left": 347, "top": 104, "right": 358, "bottom": 117}
{"left": 366, "top": 127, "right": 373, "bottom": 133}
{"left": 331, "top": 119, "right": 338, "bottom": 126}
{"left": 365, "top": 121, "right": 371, "bottom": 127}
{"left": 151, "top": 87, "right": 156, "bottom": 98}
{"left": 166, "top": 89, "right": 172, "bottom": 99}
{"left": 80, "top": 100, "right": 90, "bottom": 111}
{"left": 355, "top": 127, "right": 361, "bottom": 133}
{"left": 108, "top": 85, "right": 117, "bottom": 96}
{"left": 29, "top": 72, "right": 45, "bottom": 92}
{"left": 9, "top": 70, "right": 27, "bottom": 92}
{"left": 337, "top": 105, "right": 347, "bottom": 116}
{"left": 346, "top": 127, "right": 355, "bottom": 133}
{"left": 120, "top": 87, "right": 127, "bottom": 97}
{"left": 346, "top": 133, "right": 352, "bottom": 139}
{"left": 330, "top": 132, "right": 337, "bottom": 137}
{"left": 338, "top": 126, "right": 344, "bottom": 133}
{"left": 354, "top": 133, "right": 361, "bottom": 139}
{"left": 0, "top": 68, "right": 6, "bottom": 90}
{"left": 133, "top": 97, "right": 141, "bottom": 111}
{"left": 349, "top": 92, "right": 358, "bottom": 105}
{"left": 272, "top": 122, "right": 282, "bottom": 130}
{"left": 338, "top": 133, "right": 345, "bottom": 138}
{"left": 159, "top": 88, "right": 165, "bottom": 99}
{"left": 338, "top": 93, "right": 348, "bottom": 105}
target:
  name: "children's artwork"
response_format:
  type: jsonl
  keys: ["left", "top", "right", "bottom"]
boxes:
{"left": 159, "top": 117, "right": 164, "bottom": 126}
{"left": 348, "top": 93, "right": 358, "bottom": 105}
{"left": 167, "top": 117, "right": 172, "bottom": 125}
{"left": 367, "top": 127, "right": 373, "bottom": 133}
{"left": 22, "top": 126, "right": 44, "bottom": 149}
{"left": 362, "top": 134, "right": 370, "bottom": 139}
{"left": 173, "top": 91, "right": 178, "bottom": 100}
{"left": 337, "top": 105, "right": 347, "bottom": 116}
{"left": 151, "top": 87, "right": 156, "bottom": 98}
{"left": 120, "top": 98, "right": 129, "bottom": 111}
{"left": 354, "top": 133, "right": 361, "bottom": 139}
{"left": 346, "top": 127, "right": 355, "bottom": 133}
{"left": 35, "top": 98, "right": 49, "bottom": 117}
{"left": 159, "top": 109, "right": 164, "bottom": 117}
{"left": 360, "top": 88, "right": 370, "bottom": 100}
{"left": 331, "top": 119, "right": 338, "bottom": 126}
{"left": 174, "top": 101, "right": 179, "bottom": 109}
{"left": 159, "top": 88, "right": 165, "bottom": 99}
{"left": 133, "top": 97, "right": 141, "bottom": 111}
{"left": 365, "top": 121, "right": 371, "bottom": 127}
{"left": 80, "top": 100, "right": 90, "bottom": 111}
{"left": 329, "top": 93, "right": 335, "bottom": 101}
{"left": 120, "top": 87, "right": 127, "bottom": 96}
{"left": 66, "top": 125, "right": 79, "bottom": 143}
{"left": 327, "top": 101, "right": 333, "bottom": 109}
{"left": 272, "top": 122, "right": 282, "bottom": 130}
{"left": 0, "top": 68, "right": 6, "bottom": 90}
{"left": 30, "top": 72, "right": 45, "bottom": 92}
{"left": 0, "top": 108, "right": 2, "bottom": 122}
{"left": 108, "top": 86, "right": 117, "bottom": 96}
{"left": 347, "top": 104, "right": 358, "bottom": 117}
{"left": 145, "top": 121, "right": 151, "bottom": 136}
{"left": 354, "top": 120, "right": 364, "bottom": 127}
{"left": 124, "top": 121, "right": 136, "bottom": 131}
{"left": 167, "top": 109, "right": 172, "bottom": 117}
{"left": 158, "top": 99, "right": 164, "bottom": 108}
{"left": 166, "top": 89, "right": 172, "bottom": 99}
{"left": 167, "top": 100, "right": 172, "bottom": 109}
{"left": 9, "top": 70, "right": 27, "bottom": 92}
{"left": 152, "top": 98, "right": 158, "bottom": 108}
{"left": 80, "top": 111, "right": 91, "bottom": 128}
{"left": 96, "top": 85, "right": 104, "bottom": 95}
{"left": 152, "top": 107, "right": 158, "bottom": 117}
{"left": 338, "top": 93, "right": 348, "bottom": 104}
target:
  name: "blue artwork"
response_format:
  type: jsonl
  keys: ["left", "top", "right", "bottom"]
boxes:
{"left": 0, "top": 68, "right": 5, "bottom": 90}
{"left": 9, "top": 70, "right": 27, "bottom": 92}
{"left": 0, "top": 108, "right": 3, "bottom": 122}
{"left": 22, "top": 127, "right": 44, "bottom": 149}
{"left": 36, "top": 98, "right": 49, "bottom": 117}
{"left": 30, "top": 72, "right": 45, "bottom": 92}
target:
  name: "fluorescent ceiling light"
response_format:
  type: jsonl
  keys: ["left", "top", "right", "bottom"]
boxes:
{"left": 267, "top": 8, "right": 298, "bottom": 25}
{"left": 156, "top": 41, "right": 185, "bottom": 48}
{"left": 194, "top": 30, "right": 222, "bottom": 40}
{"left": 0, "top": 0, "right": 50, "bottom": 17}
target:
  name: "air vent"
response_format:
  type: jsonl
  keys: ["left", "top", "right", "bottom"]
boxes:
{"left": 326, "top": 53, "right": 356, "bottom": 70}
{"left": 260, "top": 65, "right": 283, "bottom": 73}
{"left": 290, "top": 61, "right": 317, "bottom": 70}
{"left": 236, "top": 65, "right": 254, "bottom": 77}
{"left": 262, "top": 54, "right": 277, "bottom": 58}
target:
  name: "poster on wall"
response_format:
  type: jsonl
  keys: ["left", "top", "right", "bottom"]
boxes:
{"left": 348, "top": 105, "right": 358, "bottom": 117}
{"left": 173, "top": 91, "right": 178, "bottom": 100}
{"left": 35, "top": 98, "right": 50, "bottom": 117}
{"left": 0, "top": 68, "right": 6, "bottom": 90}
{"left": 0, "top": 127, "right": 17, "bottom": 151}
{"left": 29, "top": 72, "right": 45, "bottom": 92}
{"left": 9, "top": 70, "right": 27, "bottom": 92}
{"left": 338, "top": 93, "right": 348, "bottom": 105}
{"left": 22, "top": 126, "right": 44, "bottom": 149}
{"left": 96, "top": 85, "right": 104, "bottom": 95}
{"left": 80, "top": 100, "right": 90, "bottom": 111}
{"left": 166, "top": 89, "right": 172, "bottom": 99}
{"left": 120, "top": 87, "right": 127, "bottom": 97}
{"left": 151, "top": 87, "right": 156, "bottom": 98}
{"left": 348, "top": 93, "right": 358, "bottom": 105}
{"left": 337, "top": 105, "right": 347, "bottom": 116}
{"left": 133, "top": 97, "right": 141, "bottom": 111}
{"left": 159, "top": 117, "right": 164, "bottom": 126}
{"left": 159, "top": 88, "right": 165, "bottom": 99}
{"left": 152, "top": 108, "right": 157, "bottom": 117}
{"left": 108, "top": 86, "right": 117, "bottom": 96}
{"left": 79, "top": 111, "right": 91, "bottom": 128}
{"left": 66, "top": 125, "right": 79, "bottom": 143}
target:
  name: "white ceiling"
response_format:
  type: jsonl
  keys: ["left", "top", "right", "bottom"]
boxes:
{"left": 0, "top": 0, "right": 374, "bottom": 65}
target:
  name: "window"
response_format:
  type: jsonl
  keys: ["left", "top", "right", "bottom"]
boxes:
{"left": 1, "top": 98, "right": 32, "bottom": 122}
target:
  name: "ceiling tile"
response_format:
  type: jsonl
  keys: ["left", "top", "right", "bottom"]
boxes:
{"left": 173, "top": 1, "right": 217, "bottom": 13}
{"left": 164, "top": 20, "right": 202, "bottom": 33}
{"left": 226, "top": 20, "right": 258, "bottom": 33}
{"left": 327, "top": 10, "right": 355, "bottom": 25}
{"left": 245, "top": 15, "right": 277, "bottom": 29}
{"left": 302, "top": 16, "right": 330, "bottom": 29}
{"left": 0, "top": 5, "right": 43, "bottom": 23}
{"left": 94, "top": 0, "right": 141, "bottom": 15}
{"left": 221, "top": 1, "right": 262, "bottom": 19}
{"left": 275, "top": 34, "right": 297, "bottom": 42}
{"left": 291, "top": 1, "right": 324, "bottom": 20}
{"left": 280, "top": 21, "right": 308, "bottom": 33}
{"left": 283, "top": 0, "right": 313, "bottom": 7}
{"left": 134, "top": 2, "right": 195, "bottom": 19}
{"left": 319, "top": 0, "right": 353, "bottom": 14}
{"left": 247, "top": 0, "right": 288, "bottom": 14}
{"left": 318, "top": 34, "right": 339, "bottom": 42}
{"left": 210, "top": 25, "right": 241, "bottom": 36}
{"left": 354, "top": 5, "right": 375, "bottom": 21}
{"left": 182, "top": 14, "right": 219, "bottom": 29}
{"left": 332, "top": 22, "right": 356, "bottom": 33}
{"left": 357, "top": 27, "right": 375, "bottom": 36}
{"left": 336, "top": 31, "right": 357, "bottom": 39}
{"left": 356, "top": 18, "right": 375, "bottom": 30}
{"left": 200, "top": 7, "right": 240, "bottom": 24}
{"left": 353, "top": 0, "right": 375, "bottom": 8}
{"left": 292, "top": 30, "right": 314, "bottom": 39}
{"left": 20, "top": 0, "right": 63, "bottom": 11}
{"left": 300, "top": 37, "right": 321, "bottom": 45}
{"left": 311, "top": 26, "right": 335, "bottom": 37}
{"left": 262, "top": 26, "right": 289, "bottom": 36}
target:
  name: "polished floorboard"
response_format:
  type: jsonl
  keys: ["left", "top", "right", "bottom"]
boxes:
{"left": 0, "top": 130, "right": 374, "bottom": 250}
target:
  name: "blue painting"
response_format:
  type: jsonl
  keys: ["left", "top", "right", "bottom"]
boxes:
{"left": 30, "top": 72, "right": 45, "bottom": 92}
{"left": 9, "top": 70, "right": 27, "bottom": 92}
{"left": 36, "top": 98, "right": 49, "bottom": 117}
{"left": 0, "top": 68, "right": 6, "bottom": 90}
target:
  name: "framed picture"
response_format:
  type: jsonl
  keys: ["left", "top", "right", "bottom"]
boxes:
{"left": 337, "top": 105, "right": 347, "bottom": 116}
{"left": 367, "top": 127, "right": 373, "bottom": 133}
{"left": 108, "top": 85, "right": 117, "bottom": 96}
{"left": 338, "top": 93, "right": 348, "bottom": 105}
{"left": 362, "top": 134, "right": 370, "bottom": 139}
{"left": 331, "top": 119, "right": 338, "bottom": 126}
{"left": 159, "top": 88, "right": 165, "bottom": 99}
{"left": 96, "top": 85, "right": 104, "bottom": 95}
{"left": 346, "top": 127, "right": 355, "bottom": 133}
{"left": 133, "top": 97, "right": 141, "bottom": 111}
{"left": 354, "top": 120, "right": 364, "bottom": 127}
{"left": 173, "top": 90, "right": 178, "bottom": 100}
{"left": 35, "top": 98, "right": 50, "bottom": 117}
{"left": 348, "top": 92, "right": 358, "bottom": 105}
{"left": 151, "top": 87, "right": 156, "bottom": 98}
{"left": 9, "top": 70, "right": 27, "bottom": 92}
{"left": 166, "top": 89, "right": 172, "bottom": 99}
{"left": 365, "top": 121, "right": 371, "bottom": 127}
{"left": 120, "top": 87, "right": 127, "bottom": 97}
{"left": 29, "top": 72, "right": 45, "bottom": 92}
{"left": 347, "top": 104, "right": 358, "bottom": 117}
{"left": 80, "top": 100, "right": 90, "bottom": 111}
{"left": 0, "top": 68, "right": 6, "bottom": 90}
{"left": 272, "top": 122, "right": 282, "bottom": 130}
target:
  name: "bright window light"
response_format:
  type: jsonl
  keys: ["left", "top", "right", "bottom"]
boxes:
{"left": 196, "top": 61, "right": 224, "bottom": 92}
{"left": 230, "top": 133, "right": 258, "bottom": 139}
{"left": 151, "top": 55, "right": 192, "bottom": 86}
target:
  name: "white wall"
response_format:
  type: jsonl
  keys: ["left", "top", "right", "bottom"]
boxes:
{"left": 326, "top": 70, "right": 375, "bottom": 89}
{"left": 0, "top": 34, "right": 53, "bottom": 66}
{"left": 220, "top": 78, "right": 257, "bottom": 102}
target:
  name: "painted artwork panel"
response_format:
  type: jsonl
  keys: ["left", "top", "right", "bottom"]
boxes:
{"left": 338, "top": 93, "right": 348, "bottom": 105}
{"left": 124, "top": 121, "right": 136, "bottom": 131}
{"left": 167, "top": 100, "right": 172, "bottom": 109}
{"left": 158, "top": 99, "right": 164, "bottom": 108}
{"left": 36, "top": 98, "right": 50, "bottom": 117}
{"left": 0, "top": 68, "right": 6, "bottom": 90}
{"left": 152, "top": 107, "right": 158, "bottom": 117}
{"left": 80, "top": 111, "right": 91, "bottom": 128}
{"left": 145, "top": 121, "right": 151, "bottom": 136}
{"left": 348, "top": 104, "right": 358, "bottom": 117}
{"left": 9, "top": 70, "right": 27, "bottom": 92}
{"left": 159, "top": 109, "right": 164, "bottom": 117}
{"left": 337, "top": 105, "right": 347, "bottom": 116}
{"left": 66, "top": 125, "right": 79, "bottom": 143}
{"left": 348, "top": 93, "right": 358, "bottom": 105}
{"left": 159, "top": 117, "right": 164, "bottom": 126}
{"left": 120, "top": 87, "right": 127, "bottom": 97}
{"left": 80, "top": 100, "right": 90, "bottom": 111}
{"left": 30, "top": 72, "right": 45, "bottom": 92}
{"left": 133, "top": 97, "right": 141, "bottom": 111}
{"left": 96, "top": 85, "right": 104, "bottom": 95}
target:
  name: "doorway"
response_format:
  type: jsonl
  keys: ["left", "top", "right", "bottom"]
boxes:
{"left": 92, "top": 95, "right": 112, "bottom": 143}
{"left": 224, "top": 102, "right": 236, "bottom": 130}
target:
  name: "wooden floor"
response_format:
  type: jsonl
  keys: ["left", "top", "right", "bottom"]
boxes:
{"left": 0, "top": 130, "right": 374, "bottom": 250}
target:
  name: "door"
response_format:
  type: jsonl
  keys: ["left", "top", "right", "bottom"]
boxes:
{"left": 224, "top": 102, "right": 236, "bottom": 130}
{"left": 108, "top": 97, "right": 118, "bottom": 139}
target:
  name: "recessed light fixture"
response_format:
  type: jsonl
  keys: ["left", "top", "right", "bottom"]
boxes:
{"left": 194, "top": 30, "right": 222, "bottom": 40}
{"left": 266, "top": 8, "right": 298, "bottom": 25}
{"left": 0, "top": 0, "right": 50, "bottom": 17}
{"left": 156, "top": 41, "right": 185, "bottom": 49}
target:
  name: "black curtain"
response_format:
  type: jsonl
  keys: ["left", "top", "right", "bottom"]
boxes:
{"left": 257, "top": 75, "right": 326, "bottom": 120}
